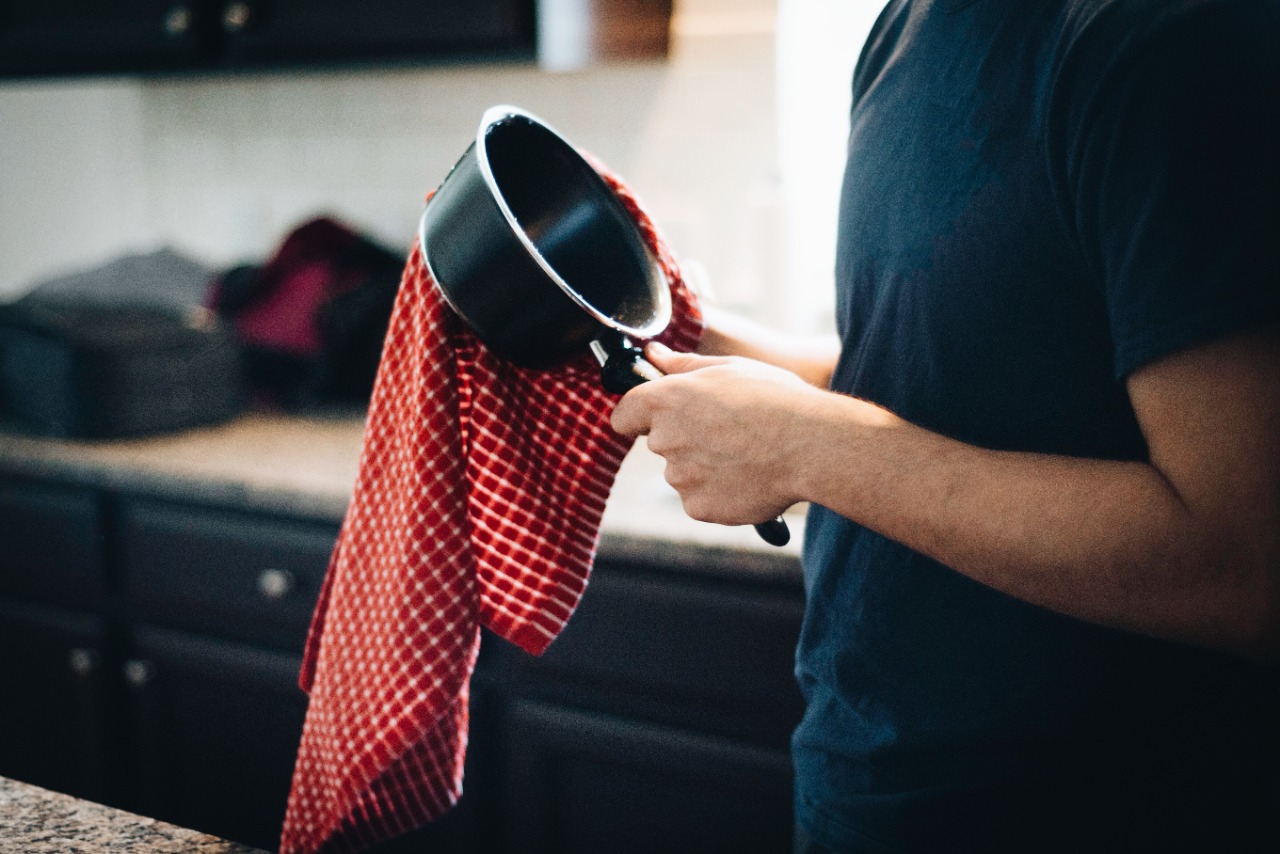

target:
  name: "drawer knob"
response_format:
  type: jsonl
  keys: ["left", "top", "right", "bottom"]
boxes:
{"left": 68, "top": 648, "right": 99, "bottom": 678}
{"left": 164, "top": 6, "right": 192, "bottom": 36}
{"left": 257, "top": 568, "right": 296, "bottom": 600}
{"left": 222, "top": 2, "right": 252, "bottom": 32}
{"left": 123, "top": 659, "right": 156, "bottom": 689}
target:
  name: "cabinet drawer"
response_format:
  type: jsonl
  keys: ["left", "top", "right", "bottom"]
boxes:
{"left": 500, "top": 698, "right": 793, "bottom": 854}
{"left": 0, "top": 477, "right": 105, "bottom": 607}
{"left": 504, "top": 562, "right": 805, "bottom": 741}
{"left": 119, "top": 500, "right": 338, "bottom": 652}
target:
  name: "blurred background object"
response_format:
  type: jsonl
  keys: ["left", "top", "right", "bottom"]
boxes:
{"left": 207, "top": 216, "right": 402, "bottom": 412}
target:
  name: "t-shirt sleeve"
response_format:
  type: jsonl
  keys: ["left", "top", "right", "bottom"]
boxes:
{"left": 1061, "top": 0, "right": 1280, "bottom": 379}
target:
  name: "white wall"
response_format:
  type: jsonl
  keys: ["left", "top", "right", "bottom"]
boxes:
{"left": 0, "top": 0, "right": 878, "bottom": 333}
{"left": 0, "top": 81, "right": 153, "bottom": 293}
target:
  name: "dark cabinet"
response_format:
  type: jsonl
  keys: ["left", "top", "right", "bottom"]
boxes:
{"left": 0, "top": 599, "right": 115, "bottom": 804}
{"left": 119, "top": 498, "right": 335, "bottom": 653}
{"left": 515, "top": 563, "right": 806, "bottom": 743}
{"left": 0, "top": 478, "right": 106, "bottom": 609}
{"left": 489, "top": 561, "right": 805, "bottom": 852}
{"left": 217, "top": 0, "right": 534, "bottom": 67}
{"left": 0, "top": 2, "right": 222, "bottom": 76}
{"left": 0, "top": 0, "right": 536, "bottom": 78}
{"left": 0, "top": 476, "right": 336, "bottom": 850}
{"left": 0, "top": 467, "right": 804, "bottom": 852}
{"left": 124, "top": 625, "right": 310, "bottom": 849}
{"left": 500, "top": 699, "right": 793, "bottom": 854}
{"left": 0, "top": 478, "right": 115, "bottom": 802}
{"left": 116, "top": 498, "right": 337, "bottom": 849}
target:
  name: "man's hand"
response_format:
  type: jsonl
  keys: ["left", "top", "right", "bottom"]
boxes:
{"left": 610, "top": 343, "right": 823, "bottom": 525}
{"left": 614, "top": 318, "right": 1279, "bottom": 662}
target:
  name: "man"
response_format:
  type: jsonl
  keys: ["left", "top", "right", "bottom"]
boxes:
{"left": 611, "top": 1, "right": 1279, "bottom": 851}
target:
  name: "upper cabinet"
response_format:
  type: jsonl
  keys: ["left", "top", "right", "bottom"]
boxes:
{"left": 0, "top": 2, "right": 223, "bottom": 77}
{"left": 217, "top": 0, "right": 535, "bottom": 67}
{"left": 0, "top": 0, "right": 537, "bottom": 78}
{"left": 0, "top": 0, "right": 675, "bottom": 78}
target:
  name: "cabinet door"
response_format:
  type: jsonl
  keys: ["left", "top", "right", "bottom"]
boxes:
{"left": 0, "top": 599, "right": 113, "bottom": 804}
{"left": 504, "top": 562, "right": 806, "bottom": 746}
{"left": 0, "top": 1, "right": 221, "bottom": 77}
{"left": 500, "top": 699, "right": 794, "bottom": 854}
{"left": 0, "top": 477, "right": 105, "bottom": 609}
{"left": 125, "top": 624, "right": 307, "bottom": 850}
{"left": 219, "top": 0, "right": 534, "bottom": 67}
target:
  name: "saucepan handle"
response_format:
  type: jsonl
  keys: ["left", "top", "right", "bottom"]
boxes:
{"left": 592, "top": 335, "right": 792, "bottom": 548}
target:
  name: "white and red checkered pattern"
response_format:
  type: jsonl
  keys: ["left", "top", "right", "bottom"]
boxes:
{"left": 279, "top": 167, "right": 702, "bottom": 854}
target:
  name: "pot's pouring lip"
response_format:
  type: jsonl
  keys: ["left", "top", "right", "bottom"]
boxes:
{"left": 471, "top": 104, "right": 672, "bottom": 340}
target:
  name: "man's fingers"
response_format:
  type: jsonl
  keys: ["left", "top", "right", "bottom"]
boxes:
{"left": 609, "top": 386, "right": 653, "bottom": 437}
{"left": 645, "top": 341, "right": 733, "bottom": 375}
{"left": 612, "top": 343, "right": 744, "bottom": 437}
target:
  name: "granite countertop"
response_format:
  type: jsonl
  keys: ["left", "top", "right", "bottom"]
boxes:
{"left": 0, "top": 775, "right": 265, "bottom": 853}
{"left": 0, "top": 413, "right": 803, "bottom": 583}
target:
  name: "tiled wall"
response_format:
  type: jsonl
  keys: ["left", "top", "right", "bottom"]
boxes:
{"left": 0, "top": 0, "right": 872, "bottom": 332}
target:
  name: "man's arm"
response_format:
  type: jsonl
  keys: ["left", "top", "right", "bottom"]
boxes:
{"left": 612, "top": 326, "right": 1280, "bottom": 663}
{"left": 696, "top": 305, "right": 840, "bottom": 388}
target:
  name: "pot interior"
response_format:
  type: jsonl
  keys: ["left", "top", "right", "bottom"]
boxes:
{"left": 482, "top": 115, "right": 666, "bottom": 334}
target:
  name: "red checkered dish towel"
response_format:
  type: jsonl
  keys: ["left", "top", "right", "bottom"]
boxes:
{"left": 279, "top": 168, "right": 702, "bottom": 854}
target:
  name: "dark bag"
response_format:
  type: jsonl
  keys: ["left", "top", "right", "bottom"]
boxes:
{"left": 0, "top": 301, "right": 242, "bottom": 439}
{"left": 208, "top": 217, "right": 403, "bottom": 412}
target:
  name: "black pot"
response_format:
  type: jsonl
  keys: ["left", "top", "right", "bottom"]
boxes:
{"left": 418, "top": 105, "right": 670, "bottom": 370}
{"left": 418, "top": 105, "right": 790, "bottom": 548}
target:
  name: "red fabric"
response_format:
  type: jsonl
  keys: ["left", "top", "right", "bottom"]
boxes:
{"left": 220, "top": 217, "right": 366, "bottom": 356}
{"left": 279, "top": 168, "right": 702, "bottom": 854}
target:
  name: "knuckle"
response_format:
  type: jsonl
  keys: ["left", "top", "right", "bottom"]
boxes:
{"left": 609, "top": 395, "right": 647, "bottom": 436}
{"left": 679, "top": 494, "right": 706, "bottom": 520}
{"left": 681, "top": 495, "right": 720, "bottom": 523}
{"left": 609, "top": 409, "right": 630, "bottom": 435}
{"left": 663, "top": 465, "right": 688, "bottom": 491}
{"left": 647, "top": 432, "right": 676, "bottom": 457}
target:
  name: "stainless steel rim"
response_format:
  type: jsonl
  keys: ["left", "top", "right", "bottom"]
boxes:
{"left": 471, "top": 104, "right": 671, "bottom": 339}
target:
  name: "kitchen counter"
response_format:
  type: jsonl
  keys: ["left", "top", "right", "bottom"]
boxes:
{"left": 0, "top": 412, "right": 804, "bottom": 584}
{"left": 0, "top": 775, "right": 265, "bottom": 853}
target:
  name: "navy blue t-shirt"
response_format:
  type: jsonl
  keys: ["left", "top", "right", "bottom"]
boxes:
{"left": 795, "top": 1, "right": 1280, "bottom": 852}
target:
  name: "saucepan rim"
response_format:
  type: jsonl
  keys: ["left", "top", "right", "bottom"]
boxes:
{"left": 418, "top": 103, "right": 672, "bottom": 342}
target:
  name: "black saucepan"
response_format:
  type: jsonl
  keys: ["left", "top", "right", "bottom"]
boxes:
{"left": 418, "top": 105, "right": 790, "bottom": 547}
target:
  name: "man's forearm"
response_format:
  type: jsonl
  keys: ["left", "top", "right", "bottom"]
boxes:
{"left": 620, "top": 327, "right": 1280, "bottom": 663}
{"left": 791, "top": 391, "right": 1279, "bottom": 663}
{"left": 697, "top": 305, "right": 839, "bottom": 388}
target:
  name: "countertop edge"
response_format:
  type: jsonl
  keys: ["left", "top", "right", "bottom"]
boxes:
{"left": 0, "top": 775, "right": 265, "bottom": 853}
{"left": 0, "top": 415, "right": 804, "bottom": 585}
